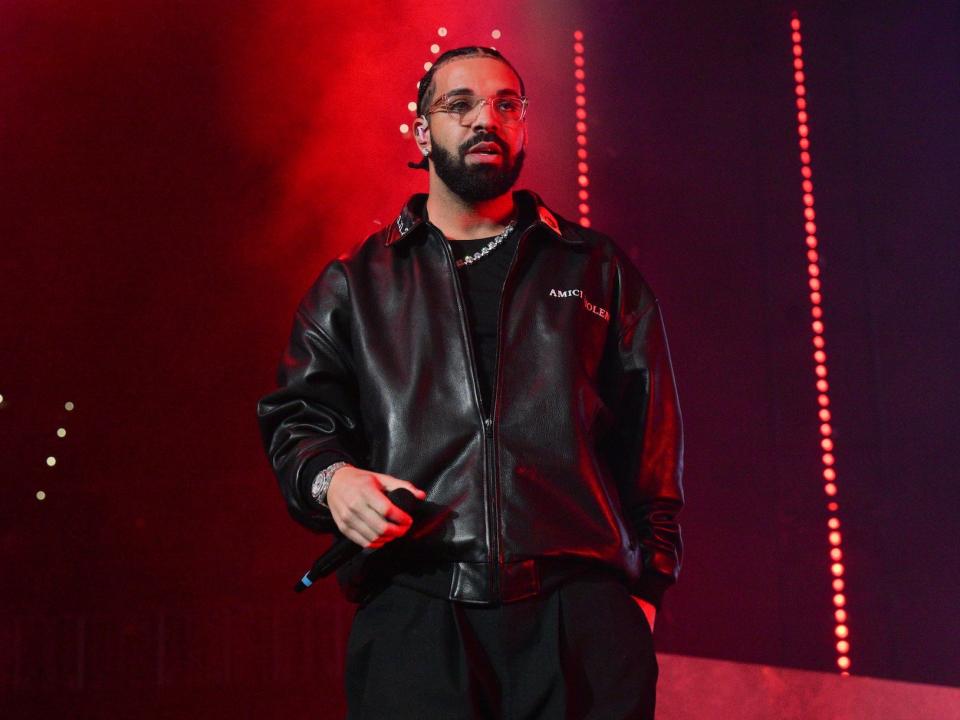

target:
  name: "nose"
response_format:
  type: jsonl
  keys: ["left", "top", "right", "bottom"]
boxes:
{"left": 470, "top": 98, "right": 500, "bottom": 131}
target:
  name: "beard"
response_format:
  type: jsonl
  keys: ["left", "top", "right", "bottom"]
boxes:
{"left": 430, "top": 133, "right": 526, "bottom": 202}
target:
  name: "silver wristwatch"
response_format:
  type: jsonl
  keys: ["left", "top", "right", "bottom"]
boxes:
{"left": 311, "top": 461, "right": 350, "bottom": 508}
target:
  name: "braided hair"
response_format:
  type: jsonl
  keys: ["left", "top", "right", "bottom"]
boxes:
{"left": 408, "top": 46, "right": 526, "bottom": 170}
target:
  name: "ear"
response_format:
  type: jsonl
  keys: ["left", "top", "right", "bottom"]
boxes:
{"left": 413, "top": 115, "right": 431, "bottom": 156}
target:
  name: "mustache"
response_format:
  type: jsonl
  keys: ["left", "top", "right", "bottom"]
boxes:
{"left": 459, "top": 132, "right": 509, "bottom": 156}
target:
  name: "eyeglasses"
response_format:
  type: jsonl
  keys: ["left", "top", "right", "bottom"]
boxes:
{"left": 424, "top": 93, "right": 529, "bottom": 126}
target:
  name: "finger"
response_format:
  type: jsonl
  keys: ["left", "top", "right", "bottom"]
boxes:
{"left": 378, "top": 475, "right": 427, "bottom": 500}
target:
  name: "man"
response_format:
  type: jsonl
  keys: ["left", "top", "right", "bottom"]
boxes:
{"left": 257, "top": 46, "right": 684, "bottom": 719}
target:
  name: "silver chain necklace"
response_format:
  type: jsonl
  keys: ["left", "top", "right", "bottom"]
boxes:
{"left": 454, "top": 221, "right": 518, "bottom": 268}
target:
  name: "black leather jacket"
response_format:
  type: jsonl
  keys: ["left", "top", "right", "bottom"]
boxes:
{"left": 256, "top": 189, "right": 684, "bottom": 609}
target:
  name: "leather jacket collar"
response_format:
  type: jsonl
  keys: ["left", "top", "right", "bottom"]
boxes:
{"left": 384, "top": 189, "right": 585, "bottom": 247}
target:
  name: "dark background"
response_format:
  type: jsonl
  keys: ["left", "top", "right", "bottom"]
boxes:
{"left": 2, "top": 0, "right": 958, "bottom": 714}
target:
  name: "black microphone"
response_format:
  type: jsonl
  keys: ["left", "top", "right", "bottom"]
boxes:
{"left": 294, "top": 487, "right": 420, "bottom": 593}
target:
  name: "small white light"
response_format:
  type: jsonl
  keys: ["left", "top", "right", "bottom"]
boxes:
{"left": 423, "top": 61, "right": 432, "bottom": 71}
{"left": 491, "top": 29, "right": 501, "bottom": 39}
{"left": 430, "top": 43, "right": 440, "bottom": 54}
{"left": 0, "top": 393, "right": 4, "bottom": 404}
{"left": 437, "top": 27, "right": 447, "bottom": 37}
{"left": 36, "top": 490, "right": 46, "bottom": 501}
{"left": 57, "top": 428, "right": 67, "bottom": 438}
{"left": 399, "top": 123, "right": 410, "bottom": 134}
{"left": 407, "top": 101, "right": 417, "bottom": 112}
{"left": 46, "top": 456, "right": 57, "bottom": 467}
{"left": 65, "top": 401, "right": 75, "bottom": 411}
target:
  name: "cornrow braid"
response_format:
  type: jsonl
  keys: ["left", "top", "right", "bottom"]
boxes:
{"left": 407, "top": 45, "right": 526, "bottom": 171}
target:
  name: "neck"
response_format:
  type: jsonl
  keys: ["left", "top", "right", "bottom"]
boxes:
{"left": 425, "top": 180, "right": 516, "bottom": 240}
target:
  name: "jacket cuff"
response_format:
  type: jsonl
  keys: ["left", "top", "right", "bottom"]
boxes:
{"left": 627, "top": 571, "right": 674, "bottom": 612}
{"left": 300, "top": 452, "right": 356, "bottom": 511}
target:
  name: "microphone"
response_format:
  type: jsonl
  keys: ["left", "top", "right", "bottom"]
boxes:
{"left": 294, "top": 487, "right": 420, "bottom": 593}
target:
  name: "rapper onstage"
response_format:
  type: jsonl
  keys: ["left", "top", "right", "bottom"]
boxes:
{"left": 257, "top": 46, "right": 685, "bottom": 719}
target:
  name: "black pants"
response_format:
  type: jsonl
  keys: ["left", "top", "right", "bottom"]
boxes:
{"left": 344, "top": 572, "right": 658, "bottom": 719}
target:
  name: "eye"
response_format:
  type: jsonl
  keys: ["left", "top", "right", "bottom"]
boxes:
{"left": 446, "top": 99, "right": 474, "bottom": 113}
{"left": 497, "top": 99, "right": 522, "bottom": 114}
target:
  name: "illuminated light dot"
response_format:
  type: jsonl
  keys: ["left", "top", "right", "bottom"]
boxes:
{"left": 574, "top": 30, "right": 584, "bottom": 40}
{"left": 577, "top": 161, "right": 588, "bottom": 173}
{"left": 578, "top": 203, "right": 590, "bottom": 214}
{"left": 57, "top": 428, "right": 66, "bottom": 438}
{"left": 576, "top": 82, "right": 586, "bottom": 93}
{"left": 803, "top": 179, "right": 813, "bottom": 191}
{"left": 805, "top": 221, "right": 817, "bottom": 234}
{"left": 799, "top": 137, "right": 810, "bottom": 149}
{"left": 796, "top": 84, "right": 806, "bottom": 97}
{"left": 831, "top": 563, "right": 844, "bottom": 577}
{"left": 800, "top": 151, "right": 811, "bottom": 164}
{"left": 804, "top": 194, "right": 815, "bottom": 206}
{"left": 836, "top": 609, "right": 847, "bottom": 624}
{"left": 828, "top": 517, "right": 840, "bottom": 529}
{"left": 812, "top": 320, "right": 824, "bottom": 333}
{"left": 793, "top": 46, "right": 803, "bottom": 58}
{"left": 579, "top": 217, "right": 591, "bottom": 227}
{"left": 576, "top": 121, "right": 587, "bottom": 133}
{"left": 823, "top": 452, "right": 835, "bottom": 465}
{"left": 577, "top": 148, "right": 588, "bottom": 159}
{"left": 806, "top": 237, "right": 818, "bottom": 250}
{"left": 830, "top": 548, "right": 843, "bottom": 562}
{"left": 423, "top": 61, "right": 433, "bottom": 71}
{"left": 816, "top": 381, "right": 829, "bottom": 395}
{"left": 578, "top": 189, "right": 589, "bottom": 200}
{"left": 576, "top": 108, "right": 587, "bottom": 119}
{"left": 46, "top": 456, "right": 56, "bottom": 467}
{"left": 808, "top": 250, "right": 819, "bottom": 262}
{"left": 813, "top": 335, "right": 825, "bottom": 348}
{"left": 810, "top": 292, "right": 821, "bottom": 304}
{"left": 437, "top": 27, "right": 447, "bottom": 37}
{"left": 823, "top": 467, "right": 836, "bottom": 480}
{"left": 809, "top": 277, "right": 821, "bottom": 291}
{"left": 819, "top": 409, "right": 831, "bottom": 422}
{"left": 575, "top": 95, "right": 586, "bottom": 106}
{"left": 0, "top": 393, "right": 4, "bottom": 404}
{"left": 836, "top": 637, "right": 850, "bottom": 652}
{"left": 407, "top": 101, "right": 417, "bottom": 112}
{"left": 814, "top": 350, "right": 826, "bottom": 363}
{"left": 821, "top": 438, "right": 834, "bottom": 451}
{"left": 820, "top": 421, "right": 832, "bottom": 434}
{"left": 829, "top": 531, "right": 841, "bottom": 545}
{"left": 491, "top": 29, "right": 501, "bottom": 39}
{"left": 790, "top": 18, "right": 800, "bottom": 30}
{"left": 416, "top": 80, "right": 421, "bottom": 89}
{"left": 575, "top": 68, "right": 585, "bottom": 80}
{"left": 838, "top": 656, "right": 851, "bottom": 671}
{"left": 574, "top": 42, "right": 584, "bottom": 53}
{"left": 797, "top": 97, "right": 807, "bottom": 109}
{"left": 574, "top": 56, "right": 585, "bottom": 67}
{"left": 827, "top": 501, "right": 838, "bottom": 511}
{"left": 805, "top": 207, "right": 816, "bottom": 221}
{"left": 794, "top": 59, "right": 804, "bottom": 70}
{"left": 792, "top": 32, "right": 801, "bottom": 43}
{"left": 65, "top": 401, "right": 75, "bottom": 411}
{"left": 798, "top": 124, "right": 809, "bottom": 137}
{"left": 812, "top": 305, "right": 823, "bottom": 318}
{"left": 833, "top": 593, "right": 846, "bottom": 607}
{"left": 399, "top": 123, "right": 410, "bottom": 134}
{"left": 36, "top": 490, "right": 46, "bottom": 501}
{"left": 825, "top": 483, "right": 837, "bottom": 496}
{"left": 795, "top": 71, "right": 805, "bottom": 83}
{"left": 798, "top": 111, "right": 809, "bottom": 124}
{"left": 576, "top": 135, "right": 587, "bottom": 146}
{"left": 801, "top": 166, "right": 813, "bottom": 179}
{"left": 577, "top": 174, "right": 589, "bottom": 187}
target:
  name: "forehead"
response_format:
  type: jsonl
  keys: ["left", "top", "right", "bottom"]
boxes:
{"left": 432, "top": 56, "right": 522, "bottom": 96}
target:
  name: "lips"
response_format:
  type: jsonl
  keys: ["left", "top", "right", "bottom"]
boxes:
{"left": 466, "top": 141, "right": 502, "bottom": 155}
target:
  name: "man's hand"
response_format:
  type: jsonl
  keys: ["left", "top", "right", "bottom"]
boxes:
{"left": 326, "top": 465, "right": 426, "bottom": 548}
{"left": 632, "top": 595, "right": 656, "bottom": 633}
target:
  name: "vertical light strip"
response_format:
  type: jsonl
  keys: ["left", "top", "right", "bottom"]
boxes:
{"left": 790, "top": 12, "right": 850, "bottom": 676}
{"left": 572, "top": 30, "right": 590, "bottom": 227}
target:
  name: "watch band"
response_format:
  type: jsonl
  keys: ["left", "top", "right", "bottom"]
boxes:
{"left": 311, "top": 461, "right": 350, "bottom": 508}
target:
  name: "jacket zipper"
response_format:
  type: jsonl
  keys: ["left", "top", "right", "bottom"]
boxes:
{"left": 437, "top": 223, "right": 532, "bottom": 602}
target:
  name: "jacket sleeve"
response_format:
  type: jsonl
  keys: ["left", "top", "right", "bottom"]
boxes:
{"left": 604, "top": 260, "right": 685, "bottom": 612}
{"left": 255, "top": 259, "right": 368, "bottom": 534}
